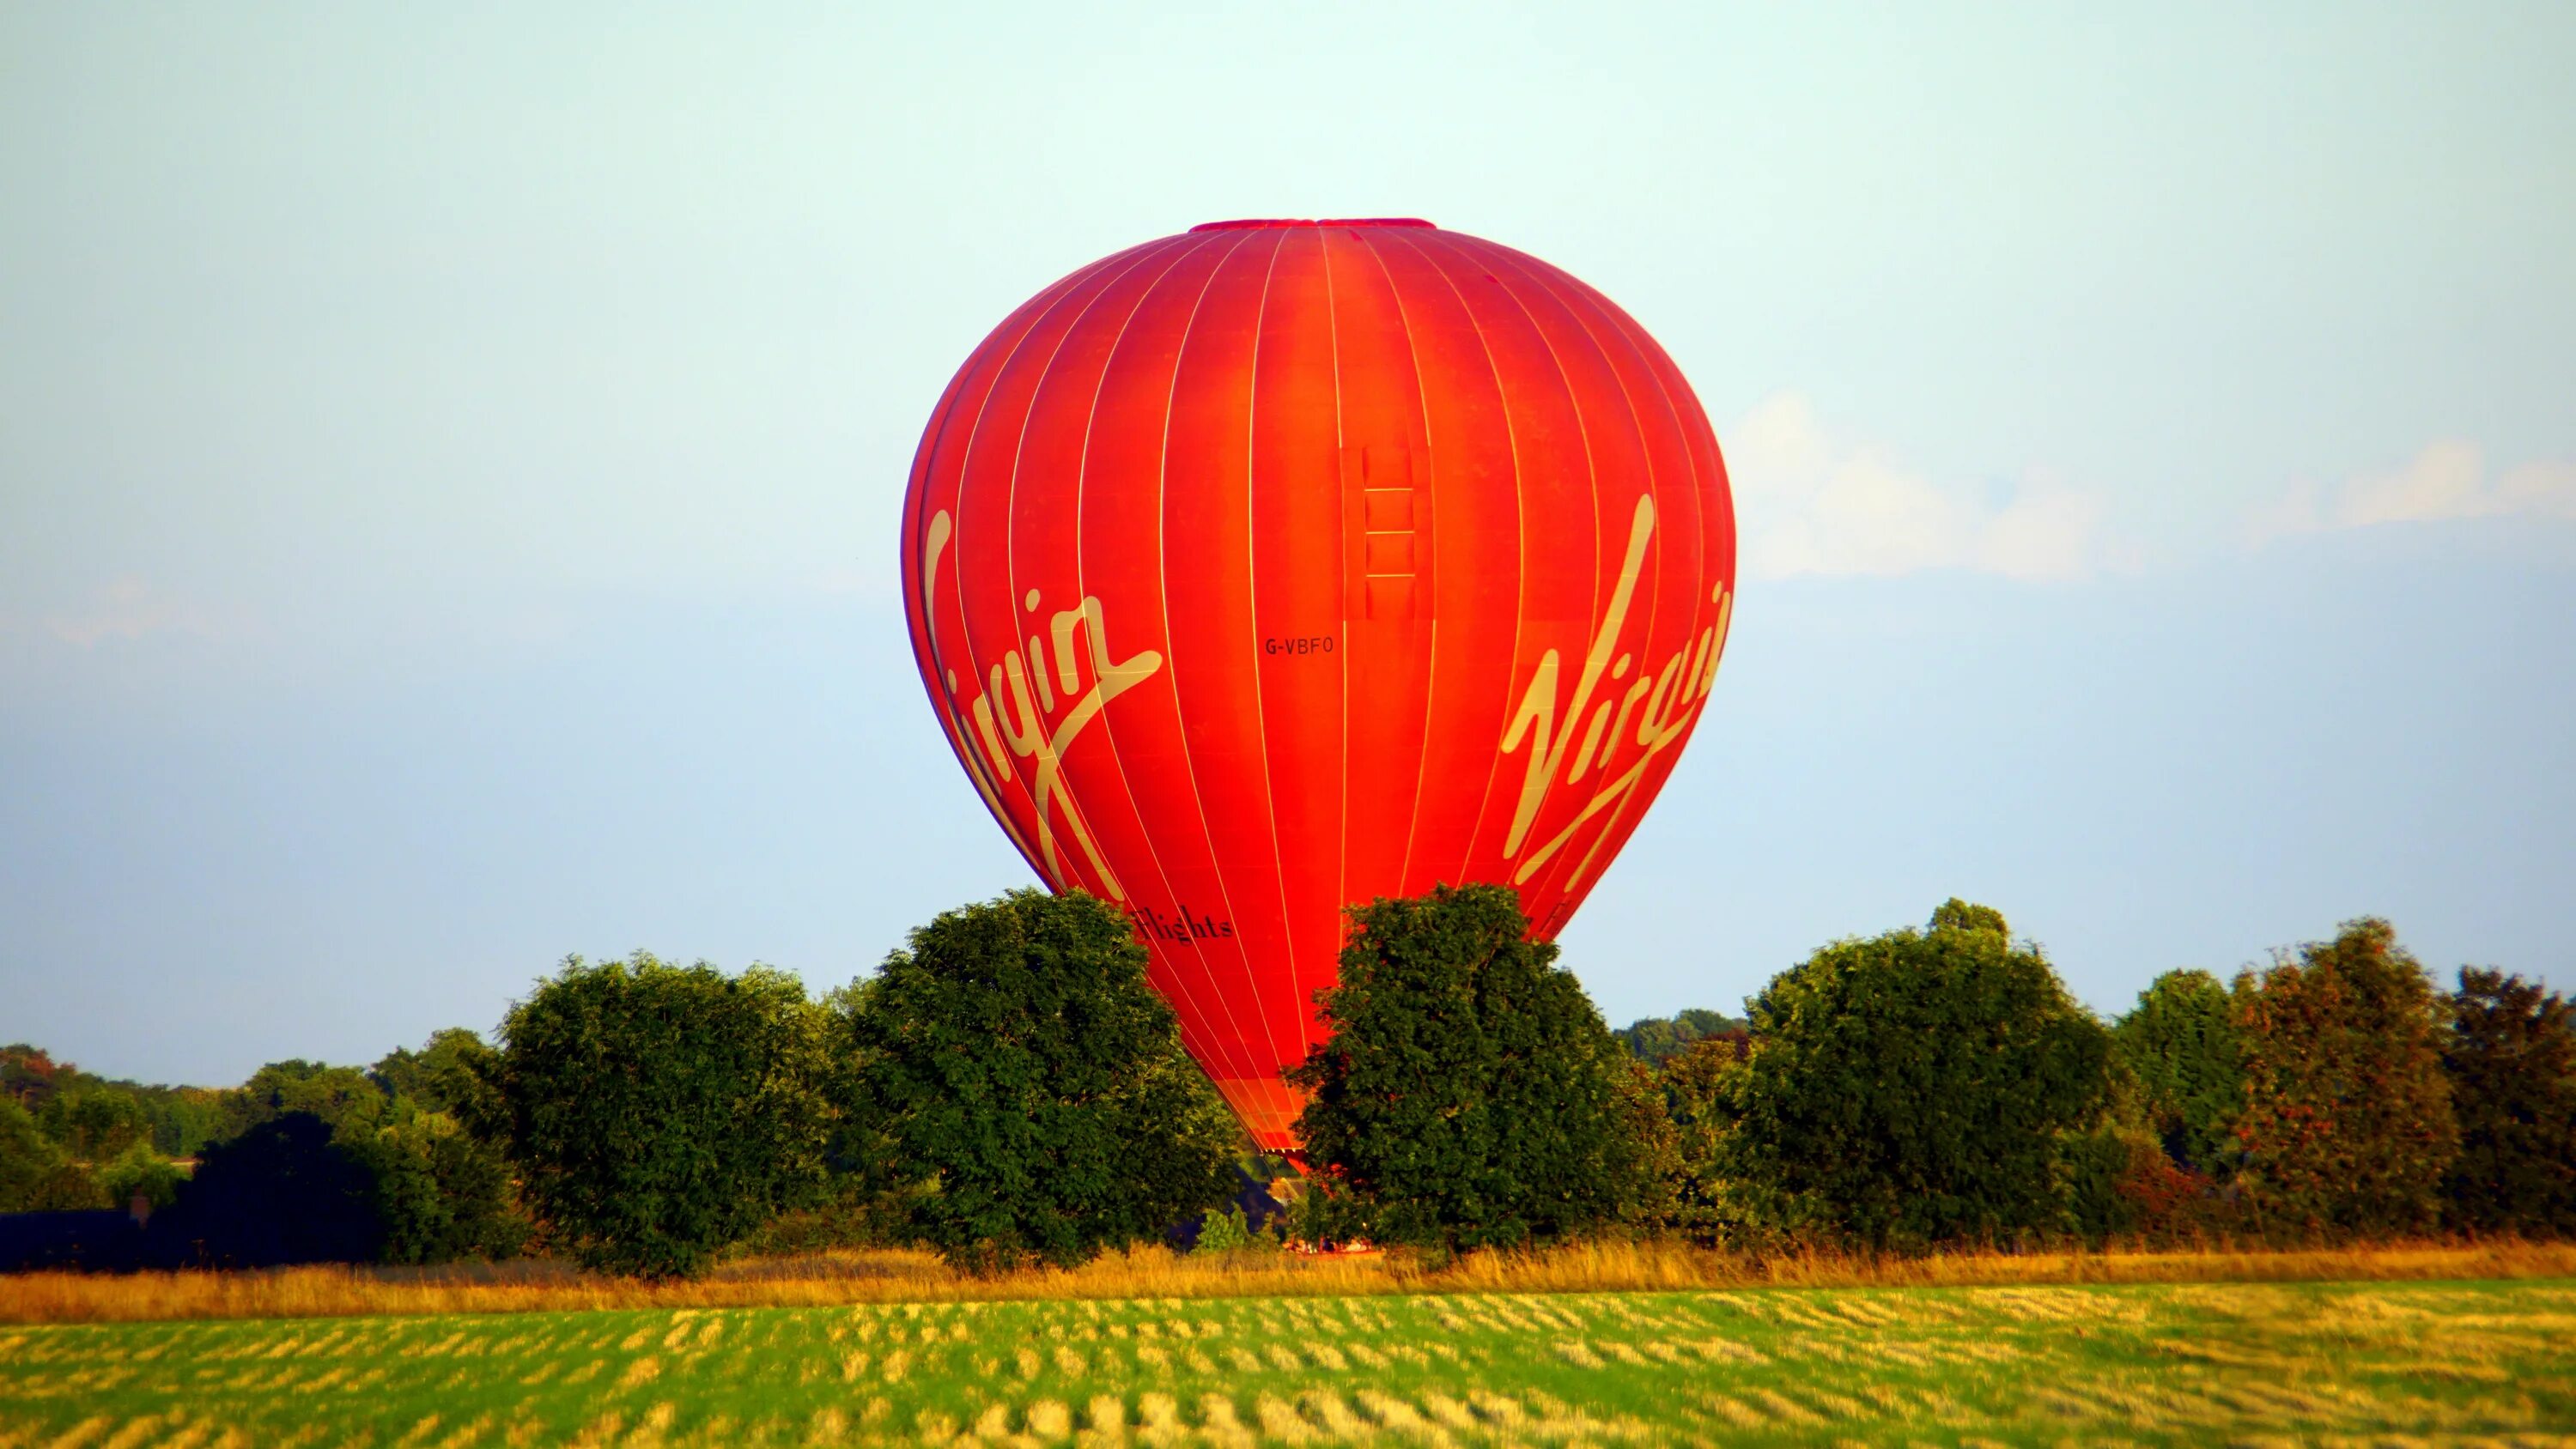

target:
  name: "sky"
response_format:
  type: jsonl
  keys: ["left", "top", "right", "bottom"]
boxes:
{"left": 3, "top": 3, "right": 2571, "bottom": 1086}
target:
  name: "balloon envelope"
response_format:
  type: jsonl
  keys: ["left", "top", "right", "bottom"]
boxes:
{"left": 901, "top": 219, "right": 1736, "bottom": 1149}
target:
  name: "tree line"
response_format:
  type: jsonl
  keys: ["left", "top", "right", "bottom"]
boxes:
{"left": 4, "top": 886, "right": 2568, "bottom": 1276}
{"left": 0, "top": 1046, "right": 221, "bottom": 1216}
{"left": 1, "top": 1030, "right": 526, "bottom": 1268}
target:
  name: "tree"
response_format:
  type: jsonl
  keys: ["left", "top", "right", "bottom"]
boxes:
{"left": 36, "top": 1088, "right": 155, "bottom": 1162}
{"left": 1721, "top": 900, "right": 2113, "bottom": 1251}
{"left": 2442, "top": 967, "right": 2576, "bottom": 1236}
{"left": 1613, "top": 1009, "right": 1749, "bottom": 1067}
{"left": 368, "top": 1028, "right": 494, "bottom": 1113}
{"left": 355, "top": 1028, "right": 527, "bottom": 1262}
{"left": 854, "top": 889, "right": 1239, "bottom": 1272}
{"left": 142, "top": 1090, "right": 222, "bottom": 1159}
{"left": 153, "top": 1113, "right": 383, "bottom": 1267}
{"left": 489, "top": 952, "right": 835, "bottom": 1278}
{"left": 219, "top": 1060, "right": 389, "bottom": 1140}
{"left": 2113, "top": 970, "right": 2246, "bottom": 1175}
{"left": 343, "top": 1111, "right": 528, "bottom": 1264}
{"left": 1929, "top": 899, "right": 2008, "bottom": 936}
{"left": 98, "top": 1141, "right": 186, "bottom": 1213}
{"left": 2232, "top": 918, "right": 2458, "bottom": 1239}
{"left": 1288, "top": 883, "right": 1657, "bottom": 1252}
{"left": 0, "top": 1095, "right": 101, "bottom": 1212}
{"left": 0, "top": 1045, "right": 70, "bottom": 1110}
{"left": 733, "top": 981, "right": 924, "bottom": 1256}
{"left": 3, "top": 1045, "right": 220, "bottom": 1158}
{"left": 1654, "top": 1035, "right": 1749, "bottom": 1246}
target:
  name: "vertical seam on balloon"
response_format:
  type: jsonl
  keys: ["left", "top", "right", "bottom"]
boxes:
{"left": 1319, "top": 233, "right": 1349, "bottom": 1001}
{"left": 1354, "top": 229, "right": 1443, "bottom": 898}
{"left": 1239, "top": 229, "right": 1304, "bottom": 1086}
{"left": 1477, "top": 250, "right": 1658, "bottom": 914}
{"left": 1150, "top": 227, "right": 1287, "bottom": 1093}
{"left": 1391, "top": 232, "right": 1552, "bottom": 900}
{"left": 1507, "top": 255, "right": 1710, "bottom": 910}
{"left": 999, "top": 241, "right": 1183, "bottom": 813}
{"left": 920, "top": 249, "right": 1146, "bottom": 884}
{"left": 1479, "top": 246, "right": 1669, "bottom": 916}
{"left": 1055, "top": 232, "right": 1250, "bottom": 1087}
{"left": 1506, "top": 263, "right": 1682, "bottom": 911}
{"left": 970, "top": 238, "right": 1187, "bottom": 891}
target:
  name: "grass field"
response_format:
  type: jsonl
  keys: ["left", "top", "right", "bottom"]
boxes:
{"left": 5, "top": 1277, "right": 2573, "bottom": 1446}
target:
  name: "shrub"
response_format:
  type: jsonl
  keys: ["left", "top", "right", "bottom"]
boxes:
{"left": 1193, "top": 1203, "right": 1255, "bottom": 1253}
{"left": 1289, "top": 883, "right": 1658, "bottom": 1252}
{"left": 2057, "top": 1122, "right": 2219, "bottom": 1245}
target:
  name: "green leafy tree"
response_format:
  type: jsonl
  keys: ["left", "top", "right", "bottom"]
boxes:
{"left": 2442, "top": 967, "right": 2576, "bottom": 1236}
{"left": 1288, "top": 883, "right": 1657, "bottom": 1252}
{"left": 368, "top": 1029, "right": 495, "bottom": 1114}
{"left": 342, "top": 1111, "right": 528, "bottom": 1264}
{"left": 1653, "top": 1034, "right": 1756, "bottom": 1246}
{"left": 1929, "top": 899, "right": 2009, "bottom": 936}
{"left": 143, "top": 1091, "right": 222, "bottom": 1159}
{"left": 732, "top": 981, "right": 926, "bottom": 1256}
{"left": 1721, "top": 900, "right": 2113, "bottom": 1251}
{"left": 219, "top": 1060, "right": 390, "bottom": 1140}
{"left": 1192, "top": 1203, "right": 1257, "bottom": 1253}
{"left": 191, "top": 1037, "right": 521, "bottom": 1264}
{"left": 0, "top": 1095, "right": 103, "bottom": 1211}
{"left": 2232, "top": 918, "right": 2458, "bottom": 1239}
{"left": 37, "top": 1088, "right": 155, "bottom": 1162}
{"left": 2113, "top": 969, "right": 2246, "bottom": 1175}
{"left": 3, "top": 1046, "right": 219, "bottom": 1158}
{"left": 489, "top": 953, "right": 835, "bottom": 1278}
{"left": 98, "top": 1141, "right": 187, "bottom": 1212}
{"left": 854, "top": 890, "right": 1239, "bottom": 1272}
{"left": 355, "top": 1028, "right": 527, "bottom": 1261}
{"left": 1614, "top": 1009, "right": 1749, "bottom": 1067}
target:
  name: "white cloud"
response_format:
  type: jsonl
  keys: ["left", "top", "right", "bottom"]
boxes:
{"left": 1722, "top": 392, "right": 2114, "bottom": 581}
{"left": 2252, "top": 440, "right": 2576, "bottom": 542}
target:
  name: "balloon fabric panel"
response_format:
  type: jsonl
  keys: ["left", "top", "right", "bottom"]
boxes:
{"left": 902, "top": 221, "right": 1735, "bottom": 1149}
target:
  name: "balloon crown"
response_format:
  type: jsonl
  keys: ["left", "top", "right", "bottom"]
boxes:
{"left": 1189, "top": 217, "right": 1436, "bottom": 232}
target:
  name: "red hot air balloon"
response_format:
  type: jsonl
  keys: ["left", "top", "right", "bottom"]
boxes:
{"left": 901, "top": 218, "right": 1735, "bottom": 1150}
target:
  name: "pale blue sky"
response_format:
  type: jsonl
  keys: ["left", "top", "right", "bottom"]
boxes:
{"left": 3, "top": 3, "right": 2570, "bottom": 1084}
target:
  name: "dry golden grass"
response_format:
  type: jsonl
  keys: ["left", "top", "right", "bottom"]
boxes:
{"left": 4, "top": 1237, "right": 2572, "bottom": 1326}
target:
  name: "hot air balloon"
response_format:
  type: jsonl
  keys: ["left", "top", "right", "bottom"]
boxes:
{"left": 900, "top": 218, "right": 1735, "bottom": 1150}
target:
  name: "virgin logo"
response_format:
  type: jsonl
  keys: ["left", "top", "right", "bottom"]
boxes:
{"left": 1498, "top": 494, "right": 1732, "bottom": 889}
{"left": 917, "top": 509, "right": 1161, "bottom": 900}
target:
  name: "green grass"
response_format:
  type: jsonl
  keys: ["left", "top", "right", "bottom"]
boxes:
{"left": 5, "top": 1279, "right": 2573, "bottom": 1446}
